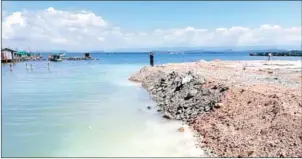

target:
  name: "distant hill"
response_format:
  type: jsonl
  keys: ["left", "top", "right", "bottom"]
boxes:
{"left": 90, "top": 51, "right": 105, "bottom": 53}
{"left": 245, "top": 49, "right": 288, "bottom": 53}
{"left": 50, "top": 50, "right": 68, "bottom": 53}
{"left": 36, "top": 45, "right": 300, "bottom": 53}
{"left": 152, "top": 46, "right": 295, "bottom": 54}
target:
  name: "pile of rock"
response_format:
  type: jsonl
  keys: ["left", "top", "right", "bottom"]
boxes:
{"left": 141, "top": 71, "right": 229, "bottom": 122}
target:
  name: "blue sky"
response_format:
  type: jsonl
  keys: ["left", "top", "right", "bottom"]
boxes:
{"left": 3, "top": 1, "right": 301, "bottom": 31}
{"left": 2, "top": 1, "right": 301, "bottom": 51}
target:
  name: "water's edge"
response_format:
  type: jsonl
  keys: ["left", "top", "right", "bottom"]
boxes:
{"left": 129, "top": 81, "right": 214, "bottom": 157}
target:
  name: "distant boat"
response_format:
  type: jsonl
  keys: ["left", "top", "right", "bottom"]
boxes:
{"left": 49, "top": 53, "right": 63, "bottom": 62}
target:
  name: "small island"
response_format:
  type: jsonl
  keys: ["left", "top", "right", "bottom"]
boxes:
{"left": 250, "top": 50, "right": 302, "bottom": 56}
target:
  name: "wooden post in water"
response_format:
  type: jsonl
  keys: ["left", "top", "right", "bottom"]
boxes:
{"left": 9, "top": 64, "right": 13, "bottom": 72}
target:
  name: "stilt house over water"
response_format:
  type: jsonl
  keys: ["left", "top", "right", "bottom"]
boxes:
{"left": 1, "top": 48, "right": 16, "bottom": 63}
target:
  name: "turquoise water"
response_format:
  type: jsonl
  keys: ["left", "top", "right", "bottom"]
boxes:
{"left": 2, "top": 53, "right": 300, "bottom": 157}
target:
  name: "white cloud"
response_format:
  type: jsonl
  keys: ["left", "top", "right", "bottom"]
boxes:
{"left": 98, "top": 37, "right": 105, "bottom": 41}
{"left": 2, "top": 7, "right": 301, "bottom": 51}
{"left": 51, "top": 37, "right": 68, "bottom": 44}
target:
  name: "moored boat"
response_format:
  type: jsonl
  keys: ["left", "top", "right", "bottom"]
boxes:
{"left": 49, "top": 54, "right": 63, "bottom": 62}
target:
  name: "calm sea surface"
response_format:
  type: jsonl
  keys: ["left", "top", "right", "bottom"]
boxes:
{"left": 2, "top": 52, "right": 300, "bottom": 157}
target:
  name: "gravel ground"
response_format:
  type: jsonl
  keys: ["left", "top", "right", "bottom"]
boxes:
{"left": 129, "top": 59, "right": 302, "bottom": 157}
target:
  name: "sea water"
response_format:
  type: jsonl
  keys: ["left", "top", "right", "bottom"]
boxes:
{"left": 2, "top": 53, "right": 300, "bottom": 157}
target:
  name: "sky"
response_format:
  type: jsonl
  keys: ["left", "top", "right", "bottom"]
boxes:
{"left": 1, "top": 1, "right": 302, "bottom": 51}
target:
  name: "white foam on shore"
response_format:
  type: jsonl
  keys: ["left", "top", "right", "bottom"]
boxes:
{"left": 115, "top": 80, "right": 142, "bottom": 87}
{"left": 56, "top": 116, "right": 206, "bottom": 157}
{"left": 117, "top": 119, "right": 205, "bottom": 157}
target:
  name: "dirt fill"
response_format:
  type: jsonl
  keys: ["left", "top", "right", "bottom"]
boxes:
{"left": 191, "top": 85, "right": 302, "bottom": 157}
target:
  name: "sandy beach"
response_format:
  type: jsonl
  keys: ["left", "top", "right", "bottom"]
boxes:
{"left": 129, "top": 60, "right": 302, "bottom": 157}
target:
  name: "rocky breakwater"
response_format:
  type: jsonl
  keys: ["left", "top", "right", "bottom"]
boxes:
{"left": 129, "top": 66, "right": 228, "bottom": 123}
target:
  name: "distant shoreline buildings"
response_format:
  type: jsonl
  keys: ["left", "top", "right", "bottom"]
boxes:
{"left": 1, "top": 48, "right": 43, "bottom": 63}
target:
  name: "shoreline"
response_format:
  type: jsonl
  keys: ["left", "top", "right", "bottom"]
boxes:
{"left": 129, "top": 59, "right": 302, "bottom": 157}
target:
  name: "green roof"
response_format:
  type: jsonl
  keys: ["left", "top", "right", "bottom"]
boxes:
{"left": 15, "top": 51, "right": 29, "bottom": 57}
{"left": 15, "top": 51, "right": 28, "bottom": 55}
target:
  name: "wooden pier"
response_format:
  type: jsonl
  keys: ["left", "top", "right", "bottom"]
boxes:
{"left": 2, "top": 57, "right": 47, "bottom": 63}
{"left": 63, "top": 57, "right": 97, "bottom": 61}
{"left": 61, "top": 53, "right": 98, "bottom": 61}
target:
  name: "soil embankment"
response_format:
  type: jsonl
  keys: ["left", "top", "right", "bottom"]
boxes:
{"left": 129, "top": 60, "right": 302, "bottom": 157}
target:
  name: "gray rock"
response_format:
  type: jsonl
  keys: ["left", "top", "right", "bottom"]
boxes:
{"left": 141, "top": 71, "right": 228, "bottom": 122}
{"left": 163, "top": 112, "right": 173, "bottom": 119}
